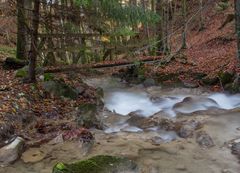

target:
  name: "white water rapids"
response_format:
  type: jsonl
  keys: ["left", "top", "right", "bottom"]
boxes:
{"left": 105, "top": 90, "right": 240, "bottom": 117}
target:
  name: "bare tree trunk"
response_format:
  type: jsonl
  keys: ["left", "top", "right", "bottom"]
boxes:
{"left": 16, "top": 0, "right": 28, "bottom": 59}
{"left": 28, "top": 0, "right": 40, "bottom": 82}
{"left": 199, "top": 0, "right": 204, "bottom": 31}
{"left": 156, "top": 0, "right": 164, "bottom": 55}
{"left": 235, "top": 0, "right": 240, "bottom": 62}
{"left": 181, "top": 0, "right": 187, "bottom": 49}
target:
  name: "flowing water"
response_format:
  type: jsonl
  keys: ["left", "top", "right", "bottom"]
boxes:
{"left": 86, "top": 77, "right": 240, "bottom": 135}
{"left": 1, "top": 77, "right": 240, "bottom": 173}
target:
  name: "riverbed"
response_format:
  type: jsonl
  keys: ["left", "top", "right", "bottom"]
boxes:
{"left": 1, "top": 77, "right": 240, "bottom": 173}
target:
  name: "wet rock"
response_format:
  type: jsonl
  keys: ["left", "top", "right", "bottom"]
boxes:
{"left": 126, "top": 112, "right": 157, "bottom": 129}
{"left": 177, "top": 120, "right": 203, "bottom": 138}
{"left": 150, "top": 136, "right": 163, "bottom": 145}
{"left": 42, "top": 80, "right": 78, "bottom": 99}
{"left": 178, "top": 125, "right": 194, "bottom": 138}
{"left": 157, "top": 118, "right": 176, "bottom": 131}
{"left": 143, "top": 78, "right": 156, "bottom": 87}
{"left": 77, "top": 103, "right": 103, "bottom": 129}
{"left": 96, "top": 87, "right": 104, "bottom": 107}
{"left": 231, "top": 141, "right": 240, "bottom": 158}
{"left": 196, "top": 131, "right": 214, "bottom": 148}
{"left": 21, "top": 148, "right": 47, "bottom": 163}
{"left": 173, "top": 96, "right": 218, "bottom": 114}
{"left": 0, "top": 137, "right": 25, "bottom": 166}
{"left": 52, "top": 155, "right": 138, "bottom": 173}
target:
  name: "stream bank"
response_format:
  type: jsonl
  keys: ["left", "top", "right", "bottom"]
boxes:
{"left": 1, "top": 76, "right": 240, "bottom": 173}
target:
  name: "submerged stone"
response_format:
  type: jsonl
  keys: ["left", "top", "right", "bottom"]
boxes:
{"left": 196, "top": 131, "right": 214, "bottom": 148}
{"left": 52, "top": 155, "right": 138, "bottom": 173}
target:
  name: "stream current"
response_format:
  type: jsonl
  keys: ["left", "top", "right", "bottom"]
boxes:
{"left": 86, "top": 77, "right": 240, "bottom": 135}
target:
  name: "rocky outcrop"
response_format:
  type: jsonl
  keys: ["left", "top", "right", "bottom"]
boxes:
{"left": 77, "top": 103, "right": 103, "bottom": 129}
{"left": 42, "top": 80, "right": 79, "bottom": 99}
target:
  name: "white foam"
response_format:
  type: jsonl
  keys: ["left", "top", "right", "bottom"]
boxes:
{"left": 105, "top": 91, "right": 161, "bottom": 117}
{"left": 209, "top": 93, "right": 240, "bottom": 110}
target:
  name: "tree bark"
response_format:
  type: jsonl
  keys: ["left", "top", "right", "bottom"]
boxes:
{"left": 181, "top": 0, "right": 187, "bottom": 49}
{"left": 16, "top": 0, "right": 28, "bottom": 59}
{"left": 28, "top": 0, "right": 40, "bottom": 82}
{"left": 235, "top": 0, "right": 240, "bottom": 62}
{"left": 156, "top": 0, "right": 164, "bottom": 55}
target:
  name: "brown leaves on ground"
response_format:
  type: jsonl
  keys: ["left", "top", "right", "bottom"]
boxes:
{"left": 0, "top": 65, "right": 97, "bottom": 144}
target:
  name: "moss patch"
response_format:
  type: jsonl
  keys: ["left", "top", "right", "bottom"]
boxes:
{"left": 52, "top": 155, "right": 137, "bottom": 173}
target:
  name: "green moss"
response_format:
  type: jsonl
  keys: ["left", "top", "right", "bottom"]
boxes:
{"left": 52, "top": 155, "right": 135, "bottom": 173}
{"left": 15, "top": 66, "right": 28, "bottom": 78}
{"left": 0, "top": 45, "right": 16, "bottom": 57}
{"left": 216, "top": 1, "right": 230, "bottom": 11}
{"left": 218, "top": 71, "right": 234, "bottom": 85}
{"left": 43, "top": 73, "right": 55, "bottom": 81}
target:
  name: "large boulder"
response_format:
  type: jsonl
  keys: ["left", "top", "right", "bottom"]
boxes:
{"left": 77, "top": 103, "right": 103, "bottom": 129}
{"left": 0, "top": 137, "right": 25, "bottom": 167}
{"left": 52, "top": 155, "right": 138, "bottom": 173}
{"left": 42, "top": 80, "right": 78, "bottom": 99}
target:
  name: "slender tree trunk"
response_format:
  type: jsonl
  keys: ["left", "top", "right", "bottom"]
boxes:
{"left": 199, "top": 0, "right": 204, "bottom": 31}
{"left": 16, "top": 0, "right": 28, "bottom": 59}
{"left": 181, "top": 0, "right": 187, "bottom": 49}
{"left": 28, "top": 0, "right": 40, "bottom": 82}
{"left": 156, "top": 0, "right": 164, "bottom": 55}
{"left": 235, "top": 0, "right": 240, "bottom": 62}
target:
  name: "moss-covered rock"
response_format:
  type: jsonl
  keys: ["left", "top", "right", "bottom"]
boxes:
{"left": 218, "top": 71, "right": 234, "bottom": 85}
{"left": 116, "top": 62, "right": 146, "bottom": 84}
{"left": 52, "top": 155, "right": 138, "bottom": 173}
{"left": 202, "top": 76, "right": 218, "bottom": 85}
{"left": 3, "top": 57, "right": 28, "bottom": 70}
{"left": 156, "top": 73, "right": 179, "bottom": 82}
{"left": 224, "top": 82, "right": 240, "bottom": 93}
{"left": 42, "top": 80, "right": 78, "bottom": 99}
{"left": 15, "top": 66, "right": 44, "bottom": 78}
{"left": 15, "top": 66, "right": 28, "bottom": 78}
{"left": 77, "top": 103, "right": 102, "bottom": 129}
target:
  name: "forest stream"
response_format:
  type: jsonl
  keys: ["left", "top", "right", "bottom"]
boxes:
{"left": 2, "top": 77, "right": 240, "bottom": 173}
